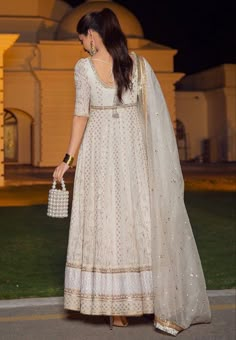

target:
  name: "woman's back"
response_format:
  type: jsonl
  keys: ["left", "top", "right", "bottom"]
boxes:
{"left": 74, "top": 52, "right": 138, "bottom": 112}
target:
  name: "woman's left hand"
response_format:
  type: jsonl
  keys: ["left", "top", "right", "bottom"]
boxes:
{"left": 53, "top": 162, "right": 70, "bottom": 182}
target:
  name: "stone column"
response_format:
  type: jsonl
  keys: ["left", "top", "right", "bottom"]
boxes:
{"left": 225, "top": 87, "right": 236, "bottom": 161}
{"left": 0, "top": 34, "right": 19, "bottom": 186}
{"left": 34, "top": 70, "right": 74, "bottom": 166}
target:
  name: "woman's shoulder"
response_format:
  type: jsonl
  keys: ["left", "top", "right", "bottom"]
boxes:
{"left": 74, "top": 57, "right": 90, "bottom": 76}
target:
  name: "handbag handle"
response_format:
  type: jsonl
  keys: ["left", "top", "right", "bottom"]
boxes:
{"left": 52, "top": 178, "right": 66, "bottom": 191}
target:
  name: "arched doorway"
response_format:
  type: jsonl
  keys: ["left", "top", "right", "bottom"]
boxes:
{"left": 4, "top": 110, "right": 18, "bottom": 162}
{"left": 4, "top": 108, "right": 33, "bottom": 164}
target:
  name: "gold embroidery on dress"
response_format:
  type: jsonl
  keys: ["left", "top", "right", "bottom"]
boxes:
{"left": 154, "top": 316, "right": 184, "bottom": 333}
{"left": 65, "top": 288, "right": 154, "bottom": 300}
{"left": 66, "top": 262, "right": 152, "bottom": 273}
{"left": 90, "top": 103, "right": 137, "bottom": 111}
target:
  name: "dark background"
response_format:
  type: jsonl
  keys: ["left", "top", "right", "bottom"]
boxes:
{"left": 64, "top": 0, "right": 236, "bottom": 75}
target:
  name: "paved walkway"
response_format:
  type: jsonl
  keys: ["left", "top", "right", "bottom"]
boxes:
{"left": 0, "top": 290, "right": 235, "bottom": 340}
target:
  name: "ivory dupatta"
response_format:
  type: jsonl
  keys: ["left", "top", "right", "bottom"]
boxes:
{"left": 136, "top": 53, "right": 212, "bottom": 336}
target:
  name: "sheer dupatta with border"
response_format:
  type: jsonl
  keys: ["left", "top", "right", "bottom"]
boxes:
{"left": 136, "top": 53, "right": 211, "bottom": 336}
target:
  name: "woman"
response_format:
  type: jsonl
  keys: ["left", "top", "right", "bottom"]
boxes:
{"left": 53, "top": 8, "right": 211, "bottom": 336}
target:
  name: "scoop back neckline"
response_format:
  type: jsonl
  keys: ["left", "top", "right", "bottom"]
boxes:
{"left": 88, "top": 51, "right": 136, "bottom": 90}
{"left": 88, "top": 57, "right": 116, "bottom": 89}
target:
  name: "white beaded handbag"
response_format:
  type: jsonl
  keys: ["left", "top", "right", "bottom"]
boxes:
{"left": 47, "top": 178, "right": 69, "bottom": 218}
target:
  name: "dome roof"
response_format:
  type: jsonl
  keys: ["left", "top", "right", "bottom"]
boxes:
{"left": 57, "top": 0, "right": 144, "bottom": 40}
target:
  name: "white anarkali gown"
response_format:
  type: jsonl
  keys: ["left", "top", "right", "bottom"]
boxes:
{"left": 64, "top": 52, "right": 211, "bottom": 336}
{"left": 64, "top": 54, "right": 154, "bottom": 316}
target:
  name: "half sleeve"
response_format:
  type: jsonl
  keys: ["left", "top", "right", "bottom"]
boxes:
{"left": 73, "top": 60, "right": 90, "bottom": 117}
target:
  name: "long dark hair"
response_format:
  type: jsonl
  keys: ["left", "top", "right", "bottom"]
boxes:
{"left": 77, "top": 8, "right": 133, "bottom": 102}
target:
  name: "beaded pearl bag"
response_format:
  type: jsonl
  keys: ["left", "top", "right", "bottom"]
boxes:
{"left": 47, "top": 178, "right": 69, "bottom": 218}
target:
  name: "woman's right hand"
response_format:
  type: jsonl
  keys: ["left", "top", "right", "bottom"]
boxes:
{"left": 53, "top": 162, "right": 70, "bottom": 182}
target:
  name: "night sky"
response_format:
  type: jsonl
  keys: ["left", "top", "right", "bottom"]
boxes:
{"left": 64, "top": 0, "right": 236, "bottom": 75}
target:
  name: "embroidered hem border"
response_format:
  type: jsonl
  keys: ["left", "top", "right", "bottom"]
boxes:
{"left": 154, "top": 315, "right": 184, "bottom": 336}
{"left": 65, "top": 288, "right": 154, "bottom": 300}
{"left": 64, "top": 289, "right": 154, "bottom": 316}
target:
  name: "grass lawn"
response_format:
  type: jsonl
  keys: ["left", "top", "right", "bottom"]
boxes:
{"left": 0, "top": 205, "right": 69, "bottom": 299}
{"left": 184, "top": 191, "right": 235, "bottom": 289}
{"left": 0, "top": 191, "right": 235, "bottom": 299}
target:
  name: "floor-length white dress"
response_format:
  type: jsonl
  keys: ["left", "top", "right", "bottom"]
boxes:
{"left": 64, "top": 53, "right": 154, "bottom": 315}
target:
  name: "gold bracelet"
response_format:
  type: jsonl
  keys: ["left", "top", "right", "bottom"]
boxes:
{"left": 63, "top": 153, "right": 74, "bottom": 167}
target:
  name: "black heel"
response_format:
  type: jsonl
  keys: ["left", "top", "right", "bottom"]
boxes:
{"left": 109, "top": 316, "right": 113, "bottom": 330}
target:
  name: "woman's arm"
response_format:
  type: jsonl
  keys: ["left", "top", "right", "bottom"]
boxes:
{"left": 53, "top": 115, "right": 88, "bottom": 181}
{"left": 66, "top": 115, "right": 88, "bottom": 156}
{"left": 53, "top": 59, "right": 90, "bottom": 181}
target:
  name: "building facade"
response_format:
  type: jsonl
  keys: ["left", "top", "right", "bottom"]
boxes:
{"left": 0, "top": 0, "right": 183, "bottom": 186}
{"left": 1, "top": 0, "right": 235, "bottom": 186}
{"left": 176, "top": 64, "right": 236, "bottom": 162}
